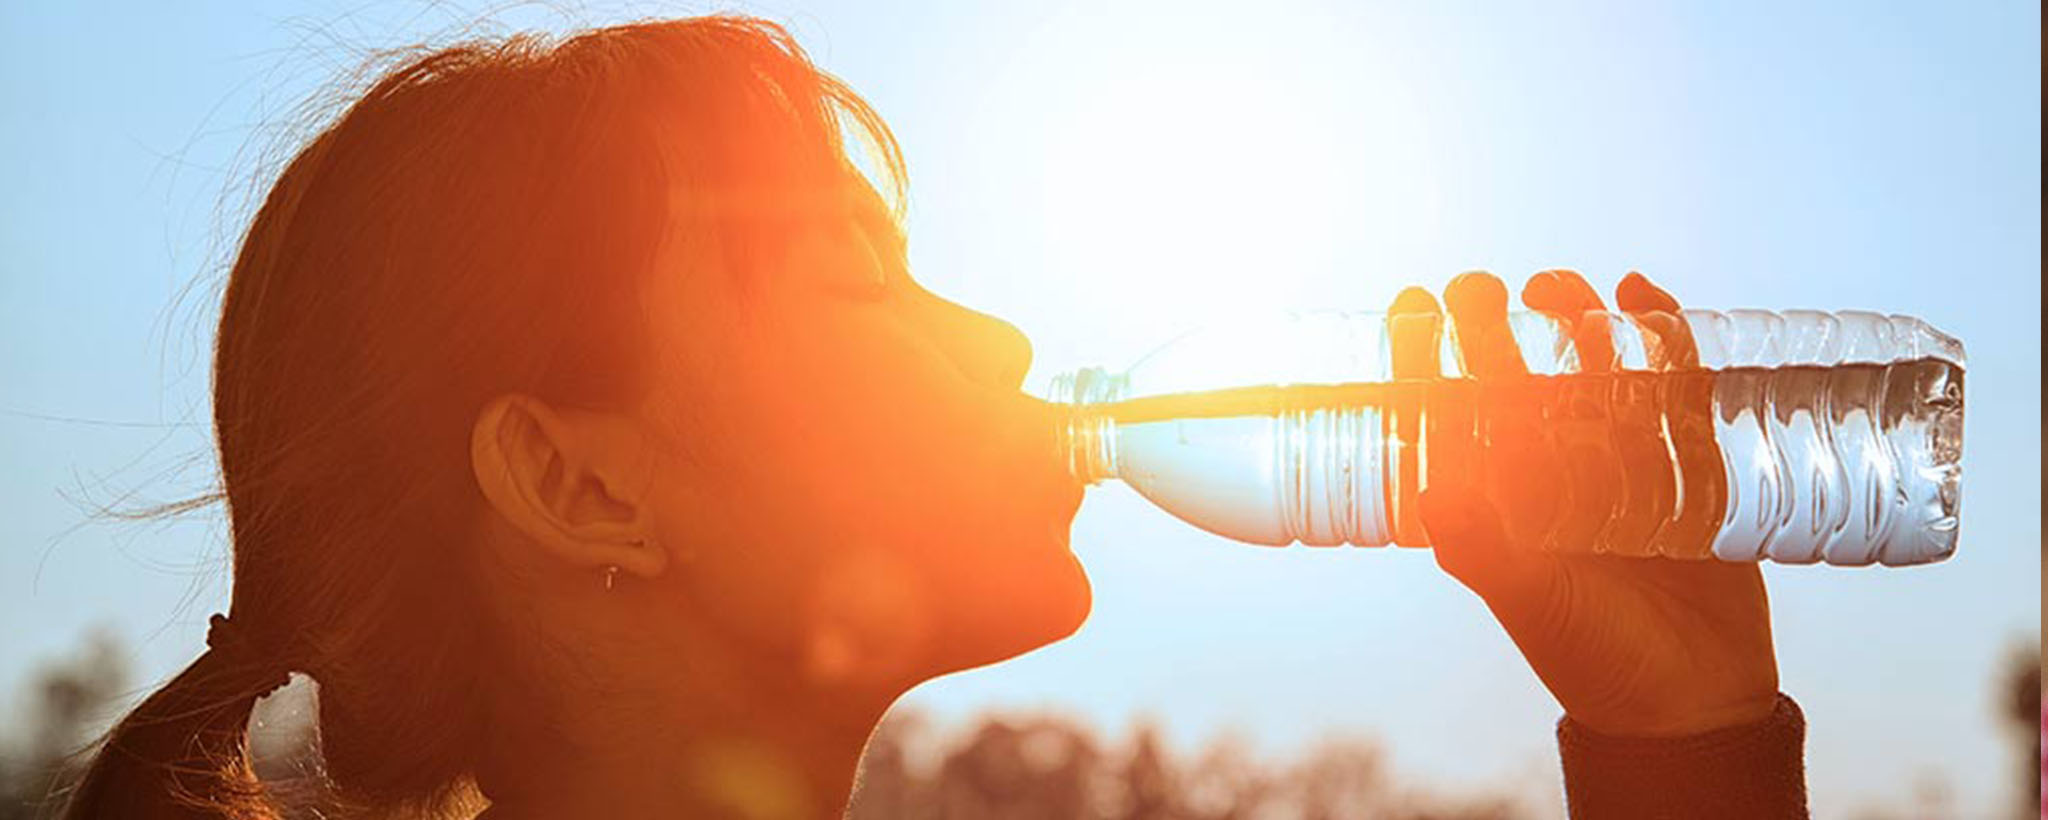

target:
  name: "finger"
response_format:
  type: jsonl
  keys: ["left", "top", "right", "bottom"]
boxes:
{"left": 1443, "top": 272, "right": 1528, "bottom": 378}
{"left": 1614, "top": 270, "right": 1678, "bottom": 312}
{"left": 1386, "top": 287, "right": 1444, "bottom": 545}
{"left": 1392, "top": 285, "right": 1441, "bottom": 314}
{"left": 1615, "top": 271, "right": 1699, "bottom": 369}
{"left": 1521, "top": 269, "right": 1615, "bottom": 373}
{"left": 1522, "top": 268, "right": 1605, "bottom": 313}
{"left": 1388, "top": 286, "right": 1442, "bottom": 380}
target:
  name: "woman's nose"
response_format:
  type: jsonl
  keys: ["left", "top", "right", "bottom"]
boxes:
{"left": 934, "top": 299, "right": 1033, "bottom": 391}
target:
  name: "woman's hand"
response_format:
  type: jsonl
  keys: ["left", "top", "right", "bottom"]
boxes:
{"left": 1392, "top": 270, "right": 1779, "bottom": 737}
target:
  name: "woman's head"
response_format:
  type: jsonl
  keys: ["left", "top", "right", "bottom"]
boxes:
{"left": 70, "top": 16, "right": 1086, "bottom": 817}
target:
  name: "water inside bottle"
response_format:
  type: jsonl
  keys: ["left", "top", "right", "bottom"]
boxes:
{"left": 1088, "top": 358, "right": 1962, "bottom": 561}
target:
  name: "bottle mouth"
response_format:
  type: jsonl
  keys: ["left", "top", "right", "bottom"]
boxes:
{"left": 1047, "top": 367, "right": 1127, "bottom": 485}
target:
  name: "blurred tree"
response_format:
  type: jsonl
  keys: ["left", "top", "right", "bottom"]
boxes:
{"left": 1120, "top": 721, "right": 1177, "bottom": 820}
{"left": 928, "top": 715, "right": 1102, "bottom": 819}
{"left": 1998, "top": 638, "right": 2040, "bottom": 820}
{"left": 847, "top": 710, "right": 1539, "bottom": 820}
{"left": 1179, "top": 731, "right": 1276, "bottom": 820}
{"left": 1287, "top": 737, "right": 1385, "bottom": 820}
{"left": 0, "top": 629, "right": 130, "bottom": 820}
{"left": 850, "top": 708, "right": 925, "bottom": 819}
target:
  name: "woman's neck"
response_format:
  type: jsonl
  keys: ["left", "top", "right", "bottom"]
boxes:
{"left": 476, "top": 720, "right": 872, "bottom": 820}
{"left": 474, "top": 615, "right": 897, "bottom": 819}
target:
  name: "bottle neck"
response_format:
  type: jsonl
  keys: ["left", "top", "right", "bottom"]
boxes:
{"left": 1048, "top": 367, "right": 1127, "bottom": 485}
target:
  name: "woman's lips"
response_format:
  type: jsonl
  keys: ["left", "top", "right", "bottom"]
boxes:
{"left": 994, "top": 390, "right": 1087, "bottom": 537}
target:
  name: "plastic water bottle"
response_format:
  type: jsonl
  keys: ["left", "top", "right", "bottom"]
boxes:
{"left": 1047, "top": 309, "right": 1965, "bottom": 566}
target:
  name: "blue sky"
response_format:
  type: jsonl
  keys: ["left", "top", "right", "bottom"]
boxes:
{"left": 1, "top": 1, "right": 2038, "bottom": 816}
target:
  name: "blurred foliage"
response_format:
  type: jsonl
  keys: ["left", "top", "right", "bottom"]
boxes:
{"left": 1, "top": 629, "right": 2039, "bottom": 819}
{"left": 848, "top": 710, "right": 1525, "bottom": 819}
{"left": 1993, "top": 637, "right": 2038, "bottom": 820}
{"left": 2007, "top": 640, "right": 2041, "bottom": 820}
{"left": 0, "top": 629, "right": 129, "bottom": 820}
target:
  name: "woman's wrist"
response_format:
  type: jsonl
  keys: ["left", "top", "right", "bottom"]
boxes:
{"left": 1557, "top": 693, "right": 1809, "bottom": 820}
{"left": 1565, "top": 688, "right": 1783, "bottom": 739}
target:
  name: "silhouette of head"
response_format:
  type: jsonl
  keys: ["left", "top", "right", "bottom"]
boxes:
{"left": 67, "top": 17, "right": 1087, "bottom": 817}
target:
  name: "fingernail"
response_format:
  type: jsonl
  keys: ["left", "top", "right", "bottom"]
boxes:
{"left": 1391, "top": 286, "right": 1440, "bottom": 315}
{"left": 1446, "top": 272, "right": 1507, "bottom": 312}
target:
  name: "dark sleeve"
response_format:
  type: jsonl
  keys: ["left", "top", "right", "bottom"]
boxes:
{"left": 1556, "top": 693, "right": 1809, "bottom": 820}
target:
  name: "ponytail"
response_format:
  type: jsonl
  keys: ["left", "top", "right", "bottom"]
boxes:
{"left": 62, "top": 615, "right": 293, "bottom": 820}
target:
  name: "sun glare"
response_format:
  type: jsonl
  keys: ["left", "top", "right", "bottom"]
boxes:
{"left": 1007, "top": 6, "right": 1446, "bottom": 338}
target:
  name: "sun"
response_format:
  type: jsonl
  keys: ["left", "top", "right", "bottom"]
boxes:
{"left": 1010, "top": 7, "right": 1447, "bottom": 330}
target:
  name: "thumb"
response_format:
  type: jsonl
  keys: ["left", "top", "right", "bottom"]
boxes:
{"left": 1419, "top": 483, "right": 1519, "bottom": 596}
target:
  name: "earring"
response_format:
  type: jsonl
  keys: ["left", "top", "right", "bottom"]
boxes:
{"left": 603, "top": 564, "right": 619, "bottom": 592}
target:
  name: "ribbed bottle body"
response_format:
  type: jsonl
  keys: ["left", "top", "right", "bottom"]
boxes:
{"left": 1049, "top": 309, "right": 1964, "bottom": 566}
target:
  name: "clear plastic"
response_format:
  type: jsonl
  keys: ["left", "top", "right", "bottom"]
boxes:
{"left": 1047, "top": 309, "right": 1965, "bottom": 566}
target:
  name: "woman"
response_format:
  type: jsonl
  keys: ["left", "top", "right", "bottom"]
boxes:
{"left": 64, "top": 16, "right": 1803, "bottom": 819}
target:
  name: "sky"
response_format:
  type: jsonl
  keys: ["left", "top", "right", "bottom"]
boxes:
{"left": 0, "top": 1, "right": 2039, "bottom": 816}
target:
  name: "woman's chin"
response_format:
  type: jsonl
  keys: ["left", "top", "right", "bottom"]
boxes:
{"left": 1041, "top": 552, "right": 1093, "bottom": 641}
{"left": 926, "top": 552, "right": 1093, "bottom": 678}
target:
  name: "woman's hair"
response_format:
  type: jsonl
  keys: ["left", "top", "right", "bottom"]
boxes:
{"left": 64, "top": 16, "right": 903, "bottom": 819}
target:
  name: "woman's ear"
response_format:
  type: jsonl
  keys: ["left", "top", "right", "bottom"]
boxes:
{"left": 470, "top": 394, "right": 667, "bottom": 581}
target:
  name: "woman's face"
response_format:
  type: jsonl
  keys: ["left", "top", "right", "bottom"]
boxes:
{"left": 633, "top": 177, "right": 1089, "bottom": 692}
